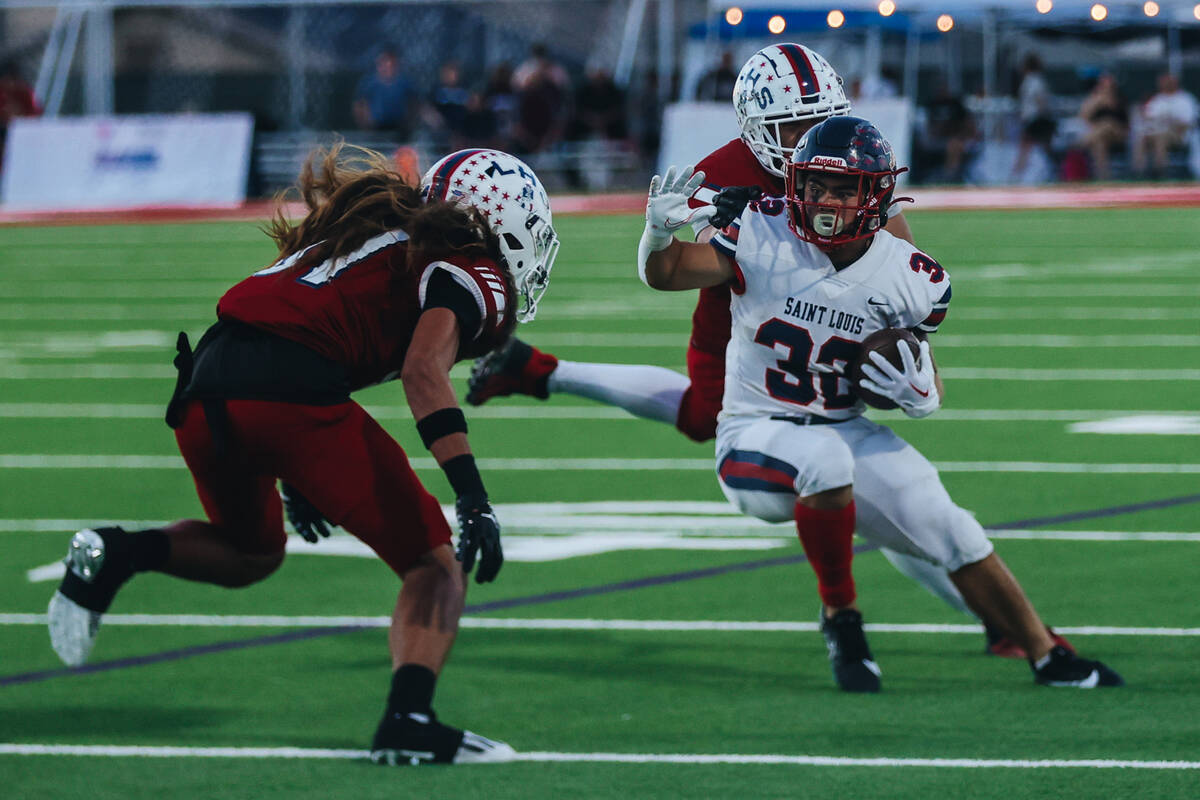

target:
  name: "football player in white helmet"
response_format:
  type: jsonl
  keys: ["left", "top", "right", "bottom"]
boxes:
{"left": 422, "top": 148, "right": 560, "bottom": 322}
{"left": 733, "top": 43, "right": 852, "bottom": 178}
{"left": 463, "top": 46, "right": 1054, "bottom": 671}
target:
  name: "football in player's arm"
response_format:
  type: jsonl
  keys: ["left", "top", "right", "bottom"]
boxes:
{"left": 636, "top": 116, "right": 1123, "bottom": 692}
{"left": 460, "top": 45, "right": 1037, "bottom": 665}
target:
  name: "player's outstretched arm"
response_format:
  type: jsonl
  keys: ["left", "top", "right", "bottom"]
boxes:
{"left": 638, "top": 165, "right": 735, "bottom": 291}
{"left": 403, "top": 308, "right": 502, "bottom": 583}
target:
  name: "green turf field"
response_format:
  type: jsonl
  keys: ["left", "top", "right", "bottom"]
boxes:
{"left": 1, "top": 208, "right": 1198, "bottom": 798}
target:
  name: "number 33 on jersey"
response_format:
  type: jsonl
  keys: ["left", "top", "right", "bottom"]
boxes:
{"left": 712, "top": 205, "right": 950, "bottom": 421}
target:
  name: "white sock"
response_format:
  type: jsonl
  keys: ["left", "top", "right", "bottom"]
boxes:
{"left": 548, "top": 360, "right": 689, "bottom": 425}
{"left": 880, "top": 548, "right": 976, "bottom": 617}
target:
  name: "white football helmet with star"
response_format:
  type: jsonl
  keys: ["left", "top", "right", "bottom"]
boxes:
{"left": 733, "top": 43, "right": 851, "bottom": 178}
{"left": 422, "top": 149, "right": 559, "bottom": 321}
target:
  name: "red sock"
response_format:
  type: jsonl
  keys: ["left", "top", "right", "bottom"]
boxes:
{"left": 794, "top": 500, "right": 857, "bottom": 608}
{"left": 524, "top": 347, "right": 558, "bottom": 399}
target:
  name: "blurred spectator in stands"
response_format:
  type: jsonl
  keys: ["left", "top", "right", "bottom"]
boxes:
{"left": 569, "top": 66, "right": 628, "bottom": 142}
{"left": 422, "top": 60, "right": 470, "bottom": 150}
{"left": 511, "top": 43, "right": 569, "bottom": 155}
{"left": 1076, "top": 72, "right": 1128, "bottom": 181}
{"left": 353, "top": 47, "right": 414, "bottom": 140}
{"left": 923, "top": 79, "right": 978, "bottom": 183}
{"left": 695, "top": 51, "right": 738, "bottom": 102}
{"left": 630, "top": 68, "right": 664, "bottom": 164}
{"left": 457, "top": 91, "right": 500, "bottom": 151}
{"left": 0, "top": 59, "right": 40, "bottom": 171}
{"left": 513, "top": 43, "right": 568, "bottom": 96}
{"left": 566, "top": 66, "right": 629, "bottom": 190}
{"left": 1131, "top": 72, "right": 1198, "bottom": 179}
{"left": 856, "top": 66, "right": 899, "bottom": 101}
{"left": 1012, "top": 53, "right": 1056, "bottom": 182}
{"left": 484, "top": 62, "right": 519, "bottom": 148}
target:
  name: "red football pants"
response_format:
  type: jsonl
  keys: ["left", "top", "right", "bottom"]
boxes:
{"left": 675, "top": 346, "right": 725, "bottom": 443}
{"left": 173, "top": 399, "right": 452, "bottom": 576}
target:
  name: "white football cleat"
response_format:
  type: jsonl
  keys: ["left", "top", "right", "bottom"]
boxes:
{"left": 370, "top": 709, "right": 516, "bottom": 765}
{"left": 47, "top": 529, "right": 114, "bottom": 666}
{"left": 48, "top": 590, "right": 101, "bottom": 667}
{"left": 453, "top": 730, "right": 517, "bottom": 764}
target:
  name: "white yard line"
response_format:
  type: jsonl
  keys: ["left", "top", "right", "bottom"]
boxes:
{"left": 3, "top": 303, "right": 1198, "bottom": 322}
{"left": 3, "top": 365, "right": 1196, "bottom": 381}
{"left": 4, "top": 331, "right": 1200, "bottom": 351}
{"left": 0, "top": 614, "right": 1197, "bottom": 638}
{"left": 0, "top": 403, "right": 1194, "bottom": 423}
{"left": 0, "top": 743, "right": 1195, "bottom": 769}
{"left": 954, "top": 307, "right": 1200, "bottom": 320}
{"left": 3, "top": 454, "right": 1199, "bottom": 473}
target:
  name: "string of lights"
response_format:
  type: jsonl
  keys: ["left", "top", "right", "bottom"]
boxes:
{"left": 721, "top": 1, "right": 1200, "bottom": 34}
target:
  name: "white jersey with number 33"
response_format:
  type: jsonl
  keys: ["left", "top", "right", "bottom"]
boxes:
{"left": 712, "top": 201, "right": 952, "bottom": 422}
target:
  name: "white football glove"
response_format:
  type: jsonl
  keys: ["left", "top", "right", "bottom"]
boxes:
{"left": 859, "top": 339, "right": 940, "bottom": 418}
{"left": 637, "top": 165, "right": 716, "bottom": 285}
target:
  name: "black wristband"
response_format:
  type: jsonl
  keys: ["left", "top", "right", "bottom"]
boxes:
{"left": 442, "top": 454, "right": 486, "bottom": 498}
{"left": 416, "top": 407, "right": 468, "bottom": 450}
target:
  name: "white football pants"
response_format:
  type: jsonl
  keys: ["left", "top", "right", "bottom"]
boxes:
{"left": 716, "top": 414, "right": 994, "bottom": 574}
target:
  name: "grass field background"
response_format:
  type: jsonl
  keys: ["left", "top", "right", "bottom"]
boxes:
{"left": 1, "top": 207, "right": 1198, "bottom": 798}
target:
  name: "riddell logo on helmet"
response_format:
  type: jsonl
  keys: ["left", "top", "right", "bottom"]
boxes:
{"left": 809, "top": 156, "right": 848, "bottom": 168}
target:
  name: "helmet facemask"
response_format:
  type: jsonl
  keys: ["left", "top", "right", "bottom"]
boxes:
{"left": 742, "top": 108, "right": 845, "bottom": 178}
{"left": 733, "top": 44, "right": 852, "bottom": 178}
{"left": 420, "top": 148, "right": 558, "bottom": 322}
{"left": 499, "top": 215, "right": 559, "bottom": 322}
{"left": 785, "top": 163, "right": 906, "bottom": 248}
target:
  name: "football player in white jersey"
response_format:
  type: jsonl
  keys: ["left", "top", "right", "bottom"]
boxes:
{"left": 636, "top": 116, "right": 1124, "bottom": 691}
{"left": 467, "top": 43, "right": 1059, "bottom": 663}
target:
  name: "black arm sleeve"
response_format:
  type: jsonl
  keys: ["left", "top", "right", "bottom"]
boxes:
{"left": 423, "top": 268, "right": 484, "bottom": 344}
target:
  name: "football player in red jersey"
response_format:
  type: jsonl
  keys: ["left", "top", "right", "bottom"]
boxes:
{"left": 47, "top": 145, "right": 559, "bottom": 765}
{"left": 466, "top": 44, "right": 1056, "bottom": 667}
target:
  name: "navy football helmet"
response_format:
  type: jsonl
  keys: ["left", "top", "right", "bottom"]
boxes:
{"left": 784, "top": 116, "right": 911, "bottom": 248}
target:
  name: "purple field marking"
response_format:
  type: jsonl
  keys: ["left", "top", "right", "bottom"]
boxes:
{"left": 4, "top": 492, "right": 1198, "bottom": 686}
{"left": 0, "top": 627, "right": 359, "bottom": 688}
{"left": 987, "top": 493, "right": 1200, "bottom": 530}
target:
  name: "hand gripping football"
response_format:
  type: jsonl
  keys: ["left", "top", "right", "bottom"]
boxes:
{"left": 849, "top": 327, "right": 921, "bottom": 410}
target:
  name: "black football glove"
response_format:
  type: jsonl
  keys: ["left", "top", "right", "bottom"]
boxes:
{"left": 281, "top": 483, "right": 331, "bottom": 544}
{"left": 708, "top": 185, "right": 763, "bottom": 229}
{"left": 455, "top": 492, "right": 503, "bottom": 584}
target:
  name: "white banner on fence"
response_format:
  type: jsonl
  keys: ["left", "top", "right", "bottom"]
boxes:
{"left": 0, "top": 113, "right": 253, "bottom": 211}
{"left": 659, "top": 99, "right": 913, "bottom": 185}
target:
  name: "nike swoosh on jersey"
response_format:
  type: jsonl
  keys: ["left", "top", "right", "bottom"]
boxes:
{"left": 867, "top": 297, "right": 889, "bottom": 306}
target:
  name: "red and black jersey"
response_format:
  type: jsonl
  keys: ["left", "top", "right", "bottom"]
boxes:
{"left": 685, "top": 139, "right": 783, "bottom": 356}
{"left": 217, "top": 229, "right": 513, "bottom": 391}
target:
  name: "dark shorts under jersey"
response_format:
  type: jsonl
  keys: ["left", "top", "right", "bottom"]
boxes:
{"left": 174, "top": 398, "right": 452, "bottom": 575}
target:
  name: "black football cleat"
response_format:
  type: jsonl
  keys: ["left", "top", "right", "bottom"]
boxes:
{"left": 47, "top": 527, "right": 132, "bottom": 666}
{"left": 985, "top": 622, "right": 1075, "bottom": 659}
{"left": 1032, "top": 645, "right": 1124, "bottom": 688}
{"left": 370, "top": 709, "right": 515, "bottom": 765}
{"left": 465, "top": 338, "right": 556, "bottom": 406}
{"left": 819, "top": 608, "right": 882, "bottom": 693}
